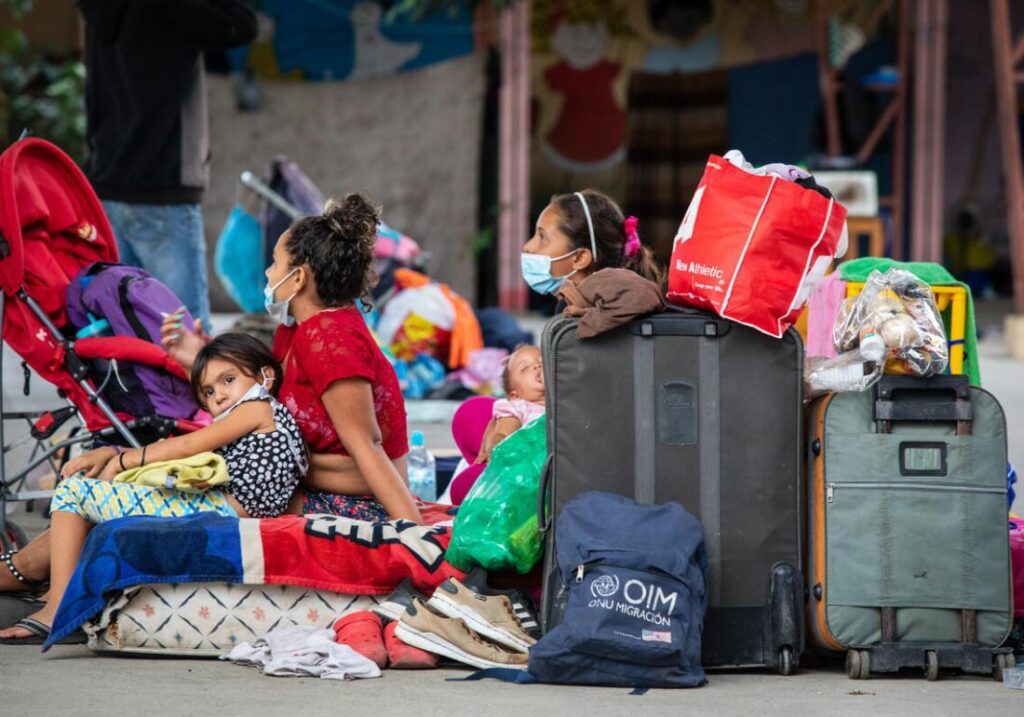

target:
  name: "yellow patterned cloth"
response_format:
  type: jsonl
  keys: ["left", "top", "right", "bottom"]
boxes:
{"left": 51, "top": 477, "right": 236, "bottom": 523}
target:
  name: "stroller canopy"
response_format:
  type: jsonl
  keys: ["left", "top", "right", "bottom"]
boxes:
{"left": 0, "top": 138, "right": 117, "bottom": 307}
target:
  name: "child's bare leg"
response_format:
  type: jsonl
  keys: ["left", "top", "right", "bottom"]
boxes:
{"left": 0, "top": 513, "right": 88, "bottom": 638}
{"left": 0, "top": 529, "right": 51, "bottom": 591}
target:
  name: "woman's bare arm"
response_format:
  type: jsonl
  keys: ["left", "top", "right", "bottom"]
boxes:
{"left": 320, "top": 378, "right": 423, "bottom": 524}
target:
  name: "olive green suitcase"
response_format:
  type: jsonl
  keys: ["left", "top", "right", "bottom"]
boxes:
{"left": 807, "top": 375, "right": 1015, "bottom": 680}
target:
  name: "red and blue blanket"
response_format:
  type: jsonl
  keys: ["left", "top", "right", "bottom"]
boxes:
{"left": 46, "top": 505, "right": 462, "bottom": 648}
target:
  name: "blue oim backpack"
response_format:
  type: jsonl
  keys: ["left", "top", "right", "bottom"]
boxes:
{"left": 529, "top": 491, "right": 708, "bottom": 688}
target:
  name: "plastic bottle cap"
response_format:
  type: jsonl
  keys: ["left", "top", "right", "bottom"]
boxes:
{"left": 860, "top": 332, "right": 886, "bottom": 363}
{"left": 410, "top": 431, "right": 425, "bottom": 448}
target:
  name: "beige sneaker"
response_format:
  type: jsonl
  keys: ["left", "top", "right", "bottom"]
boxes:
{"left": 394, "top": 598, "right": 529, "bottom": 670}
{"left": 426, "top": 577, "right": 536, "bottom": 653}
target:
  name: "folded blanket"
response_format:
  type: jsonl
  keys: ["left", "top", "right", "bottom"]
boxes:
{"left": 46, "top": 508, "right": 462, "bottom": 649}
{"left": 114, "top": 452, "right": 229, "bottom": 492}
{"left": 839, "top": 258, "right": 980, "bottom": 385}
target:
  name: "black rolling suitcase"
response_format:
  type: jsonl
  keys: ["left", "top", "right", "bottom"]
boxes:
{"left": 539, "top": 309, "right": 805, "bottom": 674}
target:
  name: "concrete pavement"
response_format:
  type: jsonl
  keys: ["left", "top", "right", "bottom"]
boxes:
{"left": 1, "top": 645, "right": 1021, "bottom": 717}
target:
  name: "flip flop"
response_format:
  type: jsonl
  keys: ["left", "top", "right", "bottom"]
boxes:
{"left": 0, "top": 617, "right": 86, "bottom": 646}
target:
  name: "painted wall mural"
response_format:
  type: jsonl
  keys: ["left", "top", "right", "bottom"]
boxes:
{"left": 227, "top": 0, "right": 474, "bottom": 82}
{"left": 529, "top": 0, "right": 880, "bottom": 206}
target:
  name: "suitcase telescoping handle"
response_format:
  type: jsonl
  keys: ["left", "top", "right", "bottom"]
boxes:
{"left": 873, "top": 375, "right": 972, "bottom": 435}
{"left": 630, "top": 307, "right": 732, "bottom": 338}
{"left": 537, "top": 454, "right": 553, "bottom": 533}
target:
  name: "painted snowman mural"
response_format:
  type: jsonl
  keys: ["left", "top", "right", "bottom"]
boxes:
{"left": 535, "top": 0, "right": 631, "bottom": 174}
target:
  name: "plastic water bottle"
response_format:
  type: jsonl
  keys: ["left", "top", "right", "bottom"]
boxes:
{"left": 407, "top": 431, "right": 436, "bottom": 501}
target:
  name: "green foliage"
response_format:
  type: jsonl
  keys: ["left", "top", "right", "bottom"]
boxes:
{"left": 0, "top": 0, "right": 86, "bottom": 159}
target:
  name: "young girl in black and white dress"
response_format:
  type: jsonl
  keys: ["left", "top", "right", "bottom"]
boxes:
{"left": 0, "top": 333, "right": 307, "bottom": 642}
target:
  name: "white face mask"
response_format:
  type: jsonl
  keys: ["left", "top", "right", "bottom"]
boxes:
{"left": 212, "top": 368, "right": 272, "bottom": 422}
{"left": 264, "top": 268, "right": 299, "bottom": 326}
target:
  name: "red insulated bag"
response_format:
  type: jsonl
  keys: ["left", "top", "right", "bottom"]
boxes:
{"left": 667, "top": 155, "right": 848, "bottom": 338}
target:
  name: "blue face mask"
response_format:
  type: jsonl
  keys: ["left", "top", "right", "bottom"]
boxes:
{"left": 264, "top": 269, "right": 298, "bottom": 327}
{"left": 521, "top": 250, "right": 578, "bottom": 295}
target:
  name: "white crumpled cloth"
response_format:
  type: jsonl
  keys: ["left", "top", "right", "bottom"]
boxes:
{"left": 221, "top": 625, "right": 381, "bottom": 681}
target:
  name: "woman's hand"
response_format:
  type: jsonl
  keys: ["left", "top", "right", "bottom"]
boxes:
{"left": 61, "top": 446, "right": 117, "bottom": 478}
{"left": 160, "top": 307, "right": 206, "bottom": 372}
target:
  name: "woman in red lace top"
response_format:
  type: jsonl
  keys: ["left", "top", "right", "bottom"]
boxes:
{"left": 165, "top": 195, "right": 422, "bottom": 523}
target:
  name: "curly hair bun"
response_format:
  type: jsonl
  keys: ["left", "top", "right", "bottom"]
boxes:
{"left": 286, "top": 193, "right": 381, "bottom": 307}
{"left": 323, "top": 194, "right": 379, "bottom": 256}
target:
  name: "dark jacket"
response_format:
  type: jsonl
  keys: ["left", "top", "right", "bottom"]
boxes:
{"left": 78, "top": 0, "right": 257, "bottom": 204}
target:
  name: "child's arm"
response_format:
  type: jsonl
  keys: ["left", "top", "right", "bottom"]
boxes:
{"left": 475, "top": 416, "right": 522, "bottom": 464}
{"left": 97, "top": 401, "right": 270, "bottom": 480}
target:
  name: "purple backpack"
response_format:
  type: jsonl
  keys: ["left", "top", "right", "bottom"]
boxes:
{"left": 66, "top": 263, "right": 199, "bottom": 420}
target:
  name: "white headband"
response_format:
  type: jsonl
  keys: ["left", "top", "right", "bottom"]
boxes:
{"left": 574, "top": 191, "right": 597, "bottom": 262}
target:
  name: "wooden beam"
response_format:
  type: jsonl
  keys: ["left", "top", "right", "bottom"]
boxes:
{"left": 910, "top": 0, "right": 947, "bottom": 264}
{"left": 497, "top": 2, "right": 530, "bottom": 311}
{"left": 864, "top": 0, "right": 898, "bottom": 39}
{"left": 890, "top": 0, "right": 910, "bottom": 259}
{"left": 1013, "top": 33, "right": 1024, "bottom": 65}
{"left": 856, "top": 99, "right": 898, "bottom": 165}
{"left": 817, "top": 0, "right": 843, "bottom": 156}
{"left": 990, "top": 0, "right": 1024, "bottom": 313}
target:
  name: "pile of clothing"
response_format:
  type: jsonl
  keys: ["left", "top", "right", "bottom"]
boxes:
{"left": 222, "top": 567, "right": 539, "bottom": 678}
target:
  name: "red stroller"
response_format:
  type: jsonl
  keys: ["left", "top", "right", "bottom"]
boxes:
{"left": 0, "top": 138, "right": 200, "bottom": 549}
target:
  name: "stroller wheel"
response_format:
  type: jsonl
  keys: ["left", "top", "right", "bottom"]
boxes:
{"left": 1, "top": 521, "right": 29, "bottom": 552}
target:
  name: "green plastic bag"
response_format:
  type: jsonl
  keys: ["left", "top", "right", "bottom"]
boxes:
{"left": 445, "top": 416, "right": 546, "bottom": 573}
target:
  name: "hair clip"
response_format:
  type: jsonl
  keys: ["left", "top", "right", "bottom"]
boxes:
{"left": 623, "top": 216, "right": 640, "bottom": 259}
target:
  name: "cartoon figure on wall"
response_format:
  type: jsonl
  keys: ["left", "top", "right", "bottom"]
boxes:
{"left": 533, "top": 0, "right": 632, "bottom": 174}
{"left": 349, "top": 1, "right": 422, "bottom": 81}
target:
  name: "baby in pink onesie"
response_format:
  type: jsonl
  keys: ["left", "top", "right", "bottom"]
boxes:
{"left": 475, "top": 345, "right": 545, "bottom": 464}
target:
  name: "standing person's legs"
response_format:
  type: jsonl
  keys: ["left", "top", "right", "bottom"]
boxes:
{"left": 102, "top": 200, "right": 212, "bottom": 333}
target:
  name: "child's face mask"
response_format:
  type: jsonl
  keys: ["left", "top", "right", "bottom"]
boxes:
{"left": 520, "top": 250, "right": 578, "bottom": 295}
{"left": 212, "top": 368, "right": 272, "bottom": 422}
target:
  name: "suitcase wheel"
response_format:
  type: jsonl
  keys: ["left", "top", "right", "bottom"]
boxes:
{"left": 777, "top": 646, "right": 794, "bottom": 676}
{"left": 924, "top": 650, "right": 939, "bottom": 681}
{"left": 846, "top": 650, "right": 870, "bottom": 680}
{"left": 994, "top": 652, "right": 1016, "bottom": 682}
